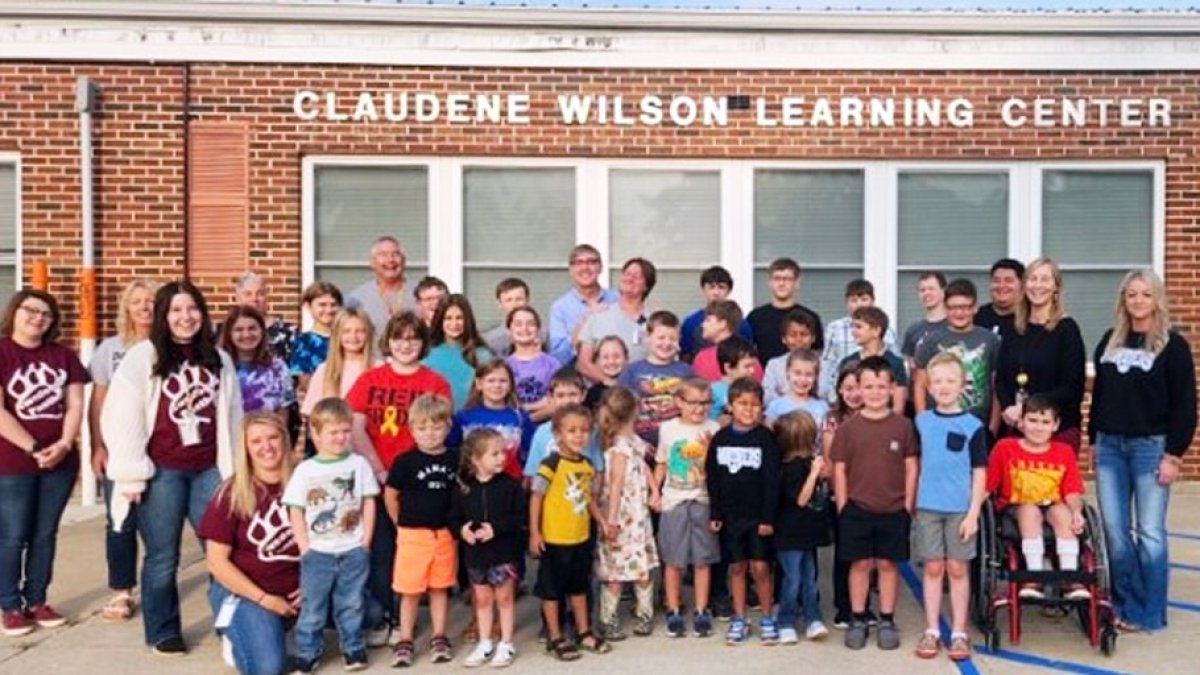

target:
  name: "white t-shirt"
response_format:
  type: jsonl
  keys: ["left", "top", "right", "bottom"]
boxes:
{"left": 655, "top": 418, "right": 720, "bottom": 510}
{"left": 282, "top": 453, "right": 380, "bottom": 554}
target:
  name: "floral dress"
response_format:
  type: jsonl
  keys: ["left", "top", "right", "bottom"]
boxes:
{"left": 595, "top": 434, "right": 660, "bottom": 582}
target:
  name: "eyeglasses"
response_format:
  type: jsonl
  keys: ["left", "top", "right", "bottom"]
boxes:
{"left": 18, "top": 305, "right": 54, "bottom": 319}
{"left": 571, "top": 257, "right": 602, "bottom": 267}
{"left": 946, "top": 304, "right": 976, "bottom": 312}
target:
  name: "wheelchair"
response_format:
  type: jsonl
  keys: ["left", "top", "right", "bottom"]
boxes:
{"left": 971, "top": 498, "right": 1118, "bottom": 656}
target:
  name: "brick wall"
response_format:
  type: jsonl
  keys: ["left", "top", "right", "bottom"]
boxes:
{"left": 2, "top": 63, "right": 1198, "bottom": 475}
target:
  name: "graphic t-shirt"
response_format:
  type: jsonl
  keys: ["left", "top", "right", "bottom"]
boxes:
{"left": 522, "top": 422, "right": 605, "bottom": 477}
{"left": 448, "top": 406, "right": 534, "bottom": 480}
{"left": 829, "top": 412, "right": 918, "bottom": 514}
{"left": 915, "top": 410, "right": 988, "bottom": 513}
{"left": 288, "top": 331, "right": 330, "bottom": 377}
{"left": 902, "top": 318, "right": 948, "bottom": 358}
{"left": 705, "top": 424, "right": 782, "bottom": 524}
{"left": 655, "top": 417, "right": 720, "bottom": 509}
{"left": 235, "top": 357, "right": 296, "bottom": 414}
{"left": 986, "top": 438, "right": 1084, "bottom": 510}
{"left": 532, "top": 454, "right": 596, "bottom": 546}
{"left": 89, "top": 335, "right": 136, "bottom": 387}
{"left": 506, "top": 352, "right": 561, "bottom": 406}
{"left": 0, "top": 339, "right": 89, "bottom": 475}
{"left": 385, "top": 448, "right": 458, "bottom": 529}
{"left": 282, "top": 452, "right": 380, "bottom": 554}
{"left": 146, "top": 347, "right": 221, "bottom": 473}
{"left": 914, "top": 326, "right": 1001, "bottom": 422}
{"left": 618, "top": 359, "right": 694, "bottom": 447}
{"left": 344, "top": 364, "right": 451, "bottom": 470}
{"left": 198, "top": 481, "right": 300, "bottom": 596}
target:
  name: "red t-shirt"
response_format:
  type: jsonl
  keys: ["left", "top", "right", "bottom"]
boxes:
{"left": 692, "top": 345, "right": 764, "bottom": 383}
{"left": 0, "top": 339, "right": 89, "bottom": 475}
{"left": 986, "top": 437, "right": 1084, "bottom": 510}
{"left": 345, "top": 364, "right": 451, "bottom": 470}
{"left": 147, "top": 346, "right": 221, "bottom": 472}
{"left": 197, "top": 482, "right": 300, "bottom": 597}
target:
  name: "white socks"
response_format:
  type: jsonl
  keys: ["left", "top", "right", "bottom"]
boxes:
{"left": 1021, "top": 537, "right": 1079, "bottom": 571}
{"left": 1022, "top": 538, "right": 1045, "bottom": 571}
{"left": 1057, "top": 538, "right": 1080, "bottom": 571}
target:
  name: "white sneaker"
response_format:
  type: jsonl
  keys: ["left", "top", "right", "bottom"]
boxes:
{"left": 365, "top": 624, "right": 391, "bottom": 649}
{"left": 221, "top": 636, "right": 235, "bottom": 668}
{"left": 778, "top": 627, "right": 799, "bottom": 644}
{"left": 489, "top": 642, "right": 516, "bottom": 668}
{"left": 464, "top": 641, "right": 494, "bottom": 668}
{"left": 806, "top": 621, "right": 830, "bottom": 640}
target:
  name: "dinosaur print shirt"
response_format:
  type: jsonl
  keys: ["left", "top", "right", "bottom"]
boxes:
{"left": 199, "top": 481, "right": 300, "bottom": 596}
{"left": 655, "top": 417, "right": 720, "bottom": 510}
{"left": 0, "top": 339, "right": 89, "bottom": 475}
{"left": 283, "top": 452, "right": 380, "bottom": 554}
{"left": 385, "top": 448, "right": 458, "bottom": 530}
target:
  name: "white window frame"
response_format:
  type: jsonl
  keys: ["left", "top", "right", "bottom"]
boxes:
{"left": 0, "top": 153, "right": 21, "bottom": 298}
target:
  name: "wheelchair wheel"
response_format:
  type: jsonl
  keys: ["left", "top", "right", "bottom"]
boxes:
{"left": 986, "top": 626, "right": 1002, "bottom": 653}
{"left": 972, "top": 499, "right": 999, "bottom": 630}
{"left": 1084, "top": 503, "right": 1112, "bottom": 595}
{"left": 1100, "top": 627, "right": 1118, "bottom": 656}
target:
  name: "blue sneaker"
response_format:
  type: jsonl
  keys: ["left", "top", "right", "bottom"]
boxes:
{"left": 759, "top": 617, "right": 780, "bottom": 645}
{"left": 665, "top": 611, "right": 686, "bottom": 638}
{"left": 725, "top": 616, "right": 749, "bottom": 645}
{"left": 693, "top": 610, "right": 713, "bottom": 638}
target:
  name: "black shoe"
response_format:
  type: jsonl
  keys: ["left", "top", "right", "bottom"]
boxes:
{"left": 152, "top": 637, "right": 188, "bottom": 656}
{"left": 343, "top": 649, "right": 368, "bottom": 671}
{"left": 832, "top": 612, "right": 852, "bottom": 630}
{"left": 291, "top": 655, "right": 318, "bottom": 674}
{"left": 865, "top": 610, "right": 879, "bottom": 627}
{"left": 713, "top": 599, "right": 733, "bottom": 622}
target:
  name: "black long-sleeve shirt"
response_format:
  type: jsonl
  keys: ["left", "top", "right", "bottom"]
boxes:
{"left": 447, "top": 473, "right": 528, "bottom": 570}
{"left": 1089, "top": 330, "right": 1198, "bottom": 456}
{"left": 705, "top": 424, "right": 781, "bottom": 526}
{"left": 747, "top": 303, "right": 824, "bottom": 365}
{"left": 995, "top": 317, "right": 1086, "bottom": 431}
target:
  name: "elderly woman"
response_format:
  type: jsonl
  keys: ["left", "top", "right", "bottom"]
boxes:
{"left": 0, "top": 290, "right": 88, "bottom": 636}
{"left": 1089, "top": 269, "right": 1197, "bottom": 632}
{"left": 199, "top": 412, "right": 300, "bottom": 675}
{"left": 231, "top": 271, "right": 299, "bottom": 364}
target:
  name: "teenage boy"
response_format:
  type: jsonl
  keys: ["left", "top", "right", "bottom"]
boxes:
{"left": 711, "top": 337, "right": 760, "bottom": 424}
{"left": 747, "top": 258, "right": 824, "bottom": 365}
{"left": 482, "top": 277, "right": 548, "bottom": 356}
{"left": 975, "top": 258, "right": 1025, "bottom": 339}
{"left": 413, "top": 276, "right": 450, "bottom": 328}
{"left": 831, "top": 356, "right": 918, "bottom": 651}
{"left": 706, "top": 378, "right": 781, "bottom": 646}
{"left": 290, "top": 280, "right": 344, "bottom": 386}
{"left": 618, "top": 311, "right": 694, "bottom": 448}
{"left": 680, "top": 266, "right": 753, "bottom": 361}
{"left": 763, "top": 308, "right": 820, "bottom": 406}
{"left": 523, "top": 367, "right": 605, "bottom": 477}
{"left": 912, "top": 354, "right": 987, "bottom": 662}
{"left": 912, "top": 279, "right": 1001, "bottom": 424}
{"left": 656, "top": 377, "right": 722, "bottom": 638}
{"left": 838, "top": 307, "right": 908, "bottom": 415}
{"left": 900, "top": 271, "right": 947, "bottom": 365}
{"left": 820, "top": 279, "right": 898, "bottom": 400}
{"left": 693, "top": 300, "right": 762, "bottom": 383}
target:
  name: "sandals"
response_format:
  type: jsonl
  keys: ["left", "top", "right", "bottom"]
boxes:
{"left": 546, "top": 638, "right": 580, "bottom": 661}
{"left": 1114, "top": 618, "right": 1142, "bottom": 633}
{"left": 576, "top": 630, "right": 612, "bottom": 654}
{"left": 101, "top": 592, "right": 136, "bottom": 622}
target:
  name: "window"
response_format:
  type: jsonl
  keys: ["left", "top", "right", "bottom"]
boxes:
{"left": 896, "top": 171, "right": 1009, "bottom": 332}
{"left": 1042, "top": 170, "right": 1155, "bottom": 350}
{"left": 462, "top": 167, "right": 575, "bottom": 328}
{"left": 609, "top": 169, "right": 720, "bottom": 318}
{"left": 312, "top": 165, "right": 429, "bottom": 298}
{"left": 0, "top": 162, "right": 16, "bottom": 307}
{"left": 753, "top": 169, "right": 864, "bottom": 323}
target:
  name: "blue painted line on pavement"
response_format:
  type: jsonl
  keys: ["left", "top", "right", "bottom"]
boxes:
{"left": 897, "top": 562, "right": 981, "bottom": 675}
{"left": 1168, "top": 599, "right": 1200, "bottom": 613}
{"left": 969, "top": 645, "right": 1134, "bottom": 675}
{"left": 1170, "top": 562, "right": 1200, "bottom": 572}
{"left": 1168, "top": 531, "right": 1200, "bottom": 542}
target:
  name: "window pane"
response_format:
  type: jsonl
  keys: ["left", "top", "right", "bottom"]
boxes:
{"left": 464, "top": 268, "right": 565, "bottom": 330}
{"left": 897, "top": 270, "right": 991, "bottom": 337}
{"left": 754, "top": 268, "right": 863, "bottom": 330}
{"left": 754, "top": 170, "right": 864, "bottom": 264}
{"left": 0, "top": 164, "right": 14, "bottom": 308}
{"left": 314, "top": 166, "right": 428, "bottom": 264}
{"left": 1043, "top": 171, "right": 1153, "bottom": 265}
{"left": 610, "top": 170, "right": 719, "bottom": 265}
{"left": 1062, "top": 270, "right": 1124, "bottom": 354}
{"left": 639, "top": 270, "right": 709, "bottom": 320}
{"left": 898, "top": 172, "right": 1008, "bottom": 267}
{"left": 0, "top": 265, "right": 12, "bottom": 308}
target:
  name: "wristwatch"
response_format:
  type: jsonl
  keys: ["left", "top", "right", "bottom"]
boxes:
{"left": 27, "top": 440, "right": 42, "bottom": 455}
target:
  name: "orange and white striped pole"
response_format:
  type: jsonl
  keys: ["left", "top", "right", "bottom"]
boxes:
{"left": 77, "top": 77, "right": 99, "bottom": 506}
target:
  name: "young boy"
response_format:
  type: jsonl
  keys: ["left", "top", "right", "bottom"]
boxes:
{"left": 820, "top": 279, "right": 898, "bottom": 399}
{"left": 831, "top": 356, "right": 918, "bottom": 651}
{"left": 618, "top": 311, "right": 694, "bottom": 448}
{"left": 706, "top": 378, "right": 781, "bottom": 646}
{"left": 531, "top": 405, "right": 612, "bottom": 659}
{"left": 763, "top": 308, "right": 820, "bottom": 405}
{"left": 711, "top": 337, "right": 759, "bottom": 424}
{"left": 747, "top": 257, "right": 825, "bottom": 365}
{"left": 913, "top": 279, "right": 1001, "bottom": 424}
{"left": 912, "top": 354, "right": 987, "bottom": 661}
{"left": 284, "top": 397, "right": 380, "bottom": 673}
{"left": 900, "top": 271, "right": 947, "bottom": 365}
{"left": 413, "top": 276, "right": 450, "bottom": 328}
{"left": 523, "top": 367, "right": 605, "bottom": 477}
{"left": 680, "top": 266, "right": 753, "bottom": 361}
{"left": 986, "top": 395, "right": 1087, "bottom": 601}
{"left": 384, "top": 394, "right": 459, "bottom": 667}
{"left": 692, "top": 300, "right": 762, "bottom": 383}
{"left": 838, "top": 306, "right": 908, "bottom": 414}
{"left": 655, "top": 377, "right": 722, "bottom": 638}
{"left": 482, "top": 277, "right": 547, "bottom": 356}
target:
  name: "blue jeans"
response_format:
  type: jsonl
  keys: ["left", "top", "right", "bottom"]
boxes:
{"left": 137, "top": 466, "right": 221, "bottom": 645}
{"left": 295, "top": 547, "right": 369, "bottom": 660}
{"left": 208, "top": 582, "right": 290, "bottom": 675}
{"left": 0, "top": 465, "right": 77, "bottom": 611}
{"left": 103, "top": 478, "right": 139, "bottom": 590}
{"left": 1095, "top": 433, "right": 1171, "bottom": 630}
{"left": 776, "top": 549, "right": 822, "bottom": 628}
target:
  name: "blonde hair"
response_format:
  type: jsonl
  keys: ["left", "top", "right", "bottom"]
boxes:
{"left": 1104, "top": 268, "right": 1172, "bottom": 359}
{"left": 323, "top": 308, "right": 376, "bottom": 398}
{"left": 221, "top": 412, "right": 296, "bottom": 520}
{"left": 309, "top": 397, "right": 354, "bottom": 434}
{"left": 457, "top": 427, "right": 504, "bottom": 488}
{"left": 596, "top": 386, "right": 639, "bottom": 452}
{"left": 115, "top": 279, "right": 159, "bottom": 345}
{"left": 1015, "top": 257, "right": 1066, "bottom": 335}
{"left": 408, "top": 393, "right": 453, "bottom": 427}
{"left": 774, "top": 410, "right": 818, "bottom": 462}
{"left": 925, "top": 352, "right": 965, "bottom": 380}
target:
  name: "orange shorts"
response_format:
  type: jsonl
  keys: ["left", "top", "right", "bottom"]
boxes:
{"left": 392, "top": 527, "right": 457, "bottom": 595}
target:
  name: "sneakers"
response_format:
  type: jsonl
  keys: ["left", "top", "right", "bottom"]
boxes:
{"left": 633, "top": 615, "right": 653, "bottom": 637}
{"left": 343, "top": 650, "right": 368, "bottom": 671}
{"left": 489, "top": 641, "right": 516, "bottom": 668}
{"left": 601, "top": 620, "right": 627, "bottom": 642}
{"left": 291, "top": 656, "right": 318, "bottom": 674}
{"left": 864, "top": 610, "right": 880, "bottom": 627}
{"left": 1, "top": 609, "right": 34, "bottom": 637}
{"left": 692, "top": 610, "right": 713, "bottom": 638}
{"left": 365, "top": 623, "right": 392, "bottom": 648}
{"left": 429, "top": 635, "right": 453, "bottom": 663}
{"left": 844, "top": 619, "right": 869, "bottom": 650}
{"left": 758, "top": 617, "right": 779, "bottom": 645}
{"left": 832, "top": 612, "right": 851, "bottom": 630}
{"left": 1064, "top": 584, "right": 1092, "bottom": 601}
{"left": 948, "top": 633, "right": 972, "bottom": 661}
{"left": 1018, "top": 583, "right": 1045, "bottom": 600}
{"left": 876, "top": 619, "right": 900, "bottom": 650}
{"left": 391, "top": 640, "right": 415, "bottom": 668}
{"left": 665, "top": 611, "right": 686, "bottom": 638}
{"left": 26, "top": 604, "right": 66, "bottom": 628}
{"left": 725, "top": 616, "right": 749, "bottom": 645}
{"left": 713, "top": 599, "right": 733, "bottom": 622}
{"left": 152, "top": 637, "right": 188, "bottom": 656}
{"left": 463, "top": 641, "right": 494, "bottom": 668}
{"left": 778, "top": 627, "right": 799, "bottom": 644}
{"left": 914, "top": 630, "right": 941, "bottom": 659}
{"left": 805, "top": 621, "right": 829, "bottom": 640}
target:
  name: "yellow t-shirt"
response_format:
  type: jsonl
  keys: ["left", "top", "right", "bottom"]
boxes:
{"left": 534, "top": 454, "right": 595, "bottom": 546}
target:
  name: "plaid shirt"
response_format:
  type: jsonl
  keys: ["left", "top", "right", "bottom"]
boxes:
{"left": 819, "top": 316, "right": 899, "bottom": 400}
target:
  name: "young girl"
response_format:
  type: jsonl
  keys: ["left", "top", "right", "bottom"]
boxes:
{"left": 221, "top": 305, "right": 296, "bottom": 417}
{"left": 824, "top": 365, "right": 866, "bottom": 629}
{"left": 505, "top": 306, "right": 560, "bottom": 422}
{"left": 301, "top": 308, "right": 376, "bottom": 417}
{"left": 424, "top": 294, "right": 493, "bottom": 411}
{"left": 595, "top": 387, "right": 661, "bottom": 640}
{"left": 450, "top": 428, "right": 527, "bottom": 668}
{"left": 288, "top": 281, "right": 343, "bottom": 388}
{"left": 584, "top": 336, "right": 629, "bottom": 410}
{"left": 449, "top": 359, "right": 535, "bottom": 482}
{"left": 773, "top": 411, "right": 833, "bottom": 644}
{"left": 764, "top": 348, "right": 829, "bottom": 433}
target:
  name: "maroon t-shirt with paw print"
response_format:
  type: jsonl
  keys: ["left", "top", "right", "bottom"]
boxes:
{"left": 147, "top": 345, "right": 221, "bottom": 473}
{"left": 0, "top": 338, "right": 89, "bottom": 475}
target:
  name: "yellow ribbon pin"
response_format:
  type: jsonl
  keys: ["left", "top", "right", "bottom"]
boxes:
{"left": 380, "top": 406, "right": 400, "bottom": 436}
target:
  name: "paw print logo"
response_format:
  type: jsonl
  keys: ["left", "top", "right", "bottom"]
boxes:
{"left": 6, "top": 362, "right": 67, "bottom": 421}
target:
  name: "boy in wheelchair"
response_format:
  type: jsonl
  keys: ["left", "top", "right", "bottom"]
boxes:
{"left": 985, "top": 395, "right": 1090, "bottom": 601}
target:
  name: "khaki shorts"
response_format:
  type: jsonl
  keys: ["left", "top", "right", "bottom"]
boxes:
{"left": 912, "top": 510, "right": 977, "bottom": 562}
{"left": 393, "top": 527, "right": 457, "bottom": 595}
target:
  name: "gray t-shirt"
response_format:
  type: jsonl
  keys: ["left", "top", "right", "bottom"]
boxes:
{"left": 345, "top": 280, "right": 403, "bottom": 335}
{"left": 902, "top": 318, "right": 948, "bottom": 358}
{"left": 914, "top": 325, "right": 1001, "bottom": 421}
{"left": 482, "top": 324, "right": 549, "bottom": 357}
{"left": 90, "top": 335, "right": 136, "bottom": 386}
{"left": 578, "top": 304, "right": 648, "bottom": 363}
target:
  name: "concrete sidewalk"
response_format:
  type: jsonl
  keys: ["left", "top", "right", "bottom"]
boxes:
{"left": 3, "top": 486, "right": 1200, "bottom": 674}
